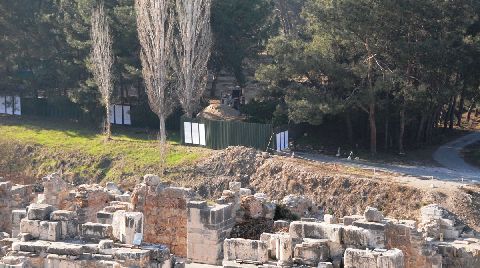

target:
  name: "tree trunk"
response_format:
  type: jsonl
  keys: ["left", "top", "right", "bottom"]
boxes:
{"left": 399, "top": 105, "right": 406, "bottom": 154}
{"left": 467, "top": 101, "right": 476, "bottom": 123}
{"left": 416, "top": 113, "right": 427, "bottom": 144}
{"left": 369, "top": 103, "right": 377, "bottom": 155}
{"left": 457, "top": 88, "right": 465, "bottom": 127}
{"left": 384, "top": 93, "right": 390, "bottom": 150}
{"left": 345, "top": 112, "right": 354, "bottom": 146}
{"left": 159, "top": 114, "right": 167, "bottom": 176}
{"left": 210, "top": 72, "right": 218, "bottom": 98}
{"left": 449, "top": 96, "right": 457, "bottom": 130}
{"left": 105, "top": 100, "right": 111, "bottom": 140}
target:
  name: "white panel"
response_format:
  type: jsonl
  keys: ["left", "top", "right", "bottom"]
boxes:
{"left": 280, "top": 132, "right": 285, "bottom": 150}
{"left": 14, "top": 96, "right": 21, "bottom": 115}
{"left": 284, "top": 131, "right": 289, "bottom": 149}
{"left": 199, "top": 124, "right": 206, "bottom": 146}
{"left": 192, "top": 123, "right": 200, "bottom": 145}
{"left": 123, "top": 106, "right": 131, "bottom": 125}
{"left": 184, "top": 122, "right": 192, "bottom": 144}
{"left": 109, "top": 105, "right": 115, "bottom": 124}
{"left": 115, "top": 105, "right": 123, "bottom": 125}
{"left": 276, "top": 133, "right": 281, "bottom": 152}
{"left": 0, "top": 96, "right": 5, "bottom": 114}
{"left": 5, "top": 96, "right": 13, "bottom": 115}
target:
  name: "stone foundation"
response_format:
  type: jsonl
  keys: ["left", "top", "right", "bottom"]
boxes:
{"left": 1, "top": 174, "right": 480, "bottom": 268}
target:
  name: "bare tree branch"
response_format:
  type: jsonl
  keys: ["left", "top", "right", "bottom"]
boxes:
{"left": 90, "top": 1, "right": 114, "bottom": 140}
{"left": 135, "top": 0, "right": 175, "bottom": 174}
{"left": 174, "top": 0, "right": 212, "bottom": 117}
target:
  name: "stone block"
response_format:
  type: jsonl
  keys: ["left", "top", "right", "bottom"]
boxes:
{"left": 115, "top": 193, "right": 131, "bottom": 202}
{"left": 342, "top": 225, "right": 369, "bottom": 248}
{"left": 293, "top": 239, "right": 330, "bottom": 266}
{"left": 123, "top": 212, "right": 143, "bottom": 245}
{"left": 276, "top": 234, "right": 293, "bottom": 265}
{"left": 290, "top": 221, "right": 343, "bottom": 243}
{"left": 97, "top": 211, "right": 114, "bottom": 225}
{"left": 229, "top": 182, "right": 241, "bottom": 192}
{"left": 318, "top": 262, "right": 333, "bottom": 268}
{"left": 19, "top": 219, "right": 41, "bottom": 238}
{"left": 364, "top": 207, "right": 384, "bottom": 223}
{"left": 81, "top": 223, "right": 113, "bottom": 242}
{"left": 344, "top": 248, "right": 404, "bottom": 268}
{"left": 26, "top": 204, "right": 54, "bottom": 221}
{"left": 223, "top": 238, "right": 268, "bottom": 263}
{"left": 324, "top": 214, "right": 338, "bottom": 224}
{"left": 353, "top": 220, "right": 386, "bottom": 248}
{"left": 343, "top": 215, "right": 363, "bottom": 226}
{"left": 38, "top": 221, "right": 61, "bottom": 241}
{"left": 144, "top": 174, "right": 161, "bottom": 186}
{"left": 112, "top": 210, "right": 126, "bottom": 241}
{"left": 240, "top": 188, "right": 252, "bottom": 196}
{"left": 50, "top": 210, "right": 76, "bottom": 221}
{"left": 106, "top": 182, "right": 121, "bottom": 195}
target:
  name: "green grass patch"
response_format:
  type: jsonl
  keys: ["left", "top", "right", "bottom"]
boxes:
{"left": 0, "top": 116, "right": 210, "bottom": 186}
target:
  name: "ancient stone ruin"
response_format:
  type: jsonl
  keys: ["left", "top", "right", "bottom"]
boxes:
{"left": 0, "top": 174, "right": 480, "bottom": 267}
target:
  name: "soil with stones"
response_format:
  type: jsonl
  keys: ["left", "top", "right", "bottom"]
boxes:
{"left": 170, "top": 146, "right": 480, "bottom": 232}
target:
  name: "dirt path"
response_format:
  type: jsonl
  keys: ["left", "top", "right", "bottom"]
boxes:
{"left": 295, "top": 132, "right": 480, "bottom": 182}
{"left": 433, "top": 131, "right": 480, "bottom": 175}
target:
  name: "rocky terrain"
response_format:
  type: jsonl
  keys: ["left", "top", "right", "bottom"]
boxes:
{"left": 169, "top": 146, "right": 480, "bottom": 232}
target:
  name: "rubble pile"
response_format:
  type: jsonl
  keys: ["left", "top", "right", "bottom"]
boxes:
{"left": 0, "top": 173, "right": 480, "bottom": 268}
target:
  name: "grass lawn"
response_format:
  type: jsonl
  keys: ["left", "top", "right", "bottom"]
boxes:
{"left": 0, "top": 115, "right": 210, "bottom": 187}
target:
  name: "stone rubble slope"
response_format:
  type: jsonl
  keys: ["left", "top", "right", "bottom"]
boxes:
{"left": 174, "top": 146, "right": 480, "bottom": 232}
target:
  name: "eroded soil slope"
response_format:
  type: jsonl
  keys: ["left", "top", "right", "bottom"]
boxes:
{"left": 172, "top": 146, "right": 480, "bottom": 231}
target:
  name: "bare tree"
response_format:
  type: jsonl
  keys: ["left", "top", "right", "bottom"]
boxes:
{"left": 91, "top": 2, "right": 114, "bottom": 140}
{"left": 135, "top": 0, "right": 175, "bottom": 173}
{"left": 174, "top": 0, "right": 212, "bottom": 117}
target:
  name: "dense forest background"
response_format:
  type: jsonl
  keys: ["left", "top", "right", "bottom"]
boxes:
{"left": 2, "top": 0, "right": 480, "bottom": 155}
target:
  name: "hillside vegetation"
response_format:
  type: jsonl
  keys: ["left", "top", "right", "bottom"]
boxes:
{"left": 0, "top": 116, "right": 210, "bottom": 187}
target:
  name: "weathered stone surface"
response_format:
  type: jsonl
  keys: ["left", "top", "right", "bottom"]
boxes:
{"left": 324, "top": 214, "right": 337, "bottom": 224}
{"left": 132, "top": 185, "right": 196, "bottom": 257}
{"left": 26, "top": 204, "right": 54, "bottom": 221}
{"left": 364, "top": 207, "right": 384, "bottom": 223}
{"left": 293, "top": 238, "right": 330, "bottom": 266}
{"left": 289, "top": 221, "right": 343, "bottom": 243}
{"left": 50, "top": 210, "right": 76, "bottom": 222}
{"left": 344, "top": 248, "right": 404, "bottom": 268}
{"left": 144, "top": 174, "right": 161, "bottom": 187}
{"left": 343, "top": 215, "right": 363, "bottom": 226}
{"left": 224, "top": 238, "right": 268, "bottom": 263}
{"left": 281, "top": 194, "right": 319, "bottom": 218}
{"left": 81, "top": 223, "right": 113, "bottom": 242}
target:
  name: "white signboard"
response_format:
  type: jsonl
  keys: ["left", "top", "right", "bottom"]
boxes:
{"left": 0, "top": 96, "right": 5, "bottom": 114}
{"left": 199, "top": 124, "right": 206, "bottom": 146}
{"left": 133, "top": 233, "right": 143, "bottom": 246}
{"left": 123, "top": 106, "right": 131, "bottom": 125}
{"left": 184, "top": 121, "right": 206, "bottom": 147}
{"left": 192, "top": 123, "right": 200, "bottom": 145}
{"left": 109, "top": 105, "right": 115, "bottom": 124}
{"left": 184, "top": 122, "right": 192, "bottom": 144}
{"left": 5, "top": 96, "right": 13, "bottom": 115}
{"left": 14, "top": 96, "right": 21, "bottom": 115}
{"left": 276, "top": 130, "right": 289, "bottom": 152}
{"left": 115, "top": 105, "right": 123, "bottom": 125}
{"left": 276, "top": 133, "right": 282, "bottom": 152}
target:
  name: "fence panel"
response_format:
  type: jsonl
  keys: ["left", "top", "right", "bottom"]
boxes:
{"left": 181, "top": 116, "right": 274, "bottom": 151}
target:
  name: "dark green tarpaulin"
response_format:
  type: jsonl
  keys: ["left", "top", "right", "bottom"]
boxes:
{"left": 181, "top": 116, "right": 274, "bottom": 151}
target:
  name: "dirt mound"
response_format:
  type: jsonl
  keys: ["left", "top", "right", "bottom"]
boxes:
{"left": 197, "top": 103, "right": 245, "bottom": 121}
{"left": 172, "top": 146, "right": 268, "bottom": 197}
{"left": 173, "top": 146, "right": 480, "bottom": 232}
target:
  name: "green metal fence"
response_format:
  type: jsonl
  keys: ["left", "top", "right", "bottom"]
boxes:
{"left": 180, "top": 116, "right": 275, "bottom": 151}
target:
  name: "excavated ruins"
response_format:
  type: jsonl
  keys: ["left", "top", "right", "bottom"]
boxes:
{"left": 1, "top": 169, "right": 480, "bottom": 268}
